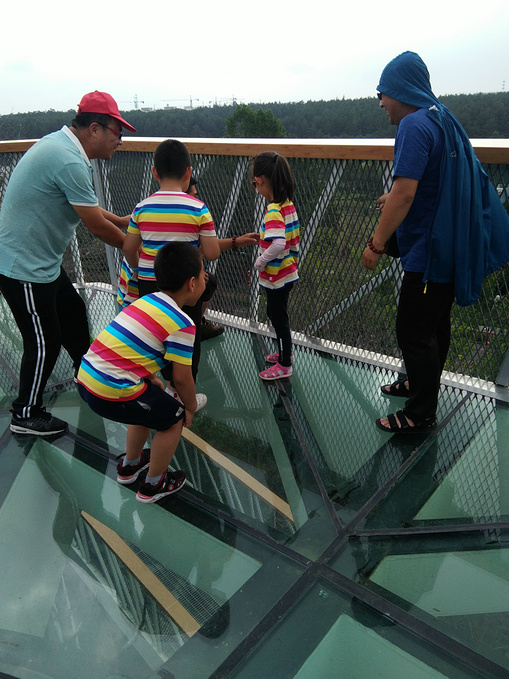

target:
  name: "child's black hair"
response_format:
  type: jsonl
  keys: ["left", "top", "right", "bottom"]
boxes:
{"left": 251, "top": 151, "right": 295, "bottom": 203}
{"left": 154, "top": 242, "right": 202, "bottom": 292}
{"left": 154, "top": 139, "right": 192, "bottom": 180}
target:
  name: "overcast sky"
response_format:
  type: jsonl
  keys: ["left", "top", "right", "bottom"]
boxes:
{"left": 1, "top": 0, "right": 508, "bottom": 117}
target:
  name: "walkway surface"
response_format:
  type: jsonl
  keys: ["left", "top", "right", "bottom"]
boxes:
{"left": 0, "top": 326, "right": 508, "bottom": 679}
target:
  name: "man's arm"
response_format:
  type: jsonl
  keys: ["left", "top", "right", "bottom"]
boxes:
{"left": 362, "top": 176, "right": 418, "bottom": 271}
{"left": 73, "top": 205, "right": 125, "bottom": 248}
{"left": 101, "top": 208, "right": 130, "bottom": 230}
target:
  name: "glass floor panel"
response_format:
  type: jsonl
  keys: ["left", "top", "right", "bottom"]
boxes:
{"left": 0, "top": 325, "right": 508, "bottom": 678}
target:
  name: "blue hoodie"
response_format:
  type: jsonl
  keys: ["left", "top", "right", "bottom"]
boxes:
{"left": 378, "top": 51, "right": 509, "bottom": 306}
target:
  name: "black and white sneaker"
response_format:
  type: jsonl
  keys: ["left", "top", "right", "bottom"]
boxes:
{"left": 10, "top": 408, "right": 68, "bottom": 436}
{"left": 136, "top": 470, "right": 186, "bottom": 503}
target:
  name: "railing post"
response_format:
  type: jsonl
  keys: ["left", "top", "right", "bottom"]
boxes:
{"left": 299, "top": 159, "right": 346, "bottom": 264}
{"left": 210, "top": 157, "right": 249, "bottom": 277}
{"left": 91, "top": 159, "right": 121, "bottom": 291}
{"left": 248, "top": 193, "right": 266, "bottom": 322}
{"left": 496, "top": 349, "right": 509, "bottom": 386}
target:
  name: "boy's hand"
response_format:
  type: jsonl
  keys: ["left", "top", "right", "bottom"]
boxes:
{"left": 184, "top": 408, "right": 195, "bottom": 428}
{"left": 172, "top": 363, "right": 197, "bottom": 427}
{"left": 147, "top": 374, "right": 165, "bottom": 390}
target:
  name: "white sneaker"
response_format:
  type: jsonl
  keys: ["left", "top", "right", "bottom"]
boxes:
{"left": 167, "top": 386, "right": 207, "bottom": 411}
{"left": 196, "top": 393, "right": 207, "bottom": 411}
{"left": 165, "top": 386, "right": 180, "bottom": 400}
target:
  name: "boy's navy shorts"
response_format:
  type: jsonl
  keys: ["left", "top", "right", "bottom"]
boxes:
{"left": 78, "top": 381, "right": 185, "bottom": 431}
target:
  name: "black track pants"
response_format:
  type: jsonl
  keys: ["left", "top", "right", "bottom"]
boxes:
{"left": 0, "top": 268, "right": 90, "bottom": 417}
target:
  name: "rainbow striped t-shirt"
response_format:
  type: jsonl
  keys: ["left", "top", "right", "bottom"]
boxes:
{"left": 77, "top": 292, "right": 195, "bottom": 401}
{"left": 116, "top": 257, "right": 139, "bottom": 308}
{"left": 128, "top": 190, "right": 216, "bottom": 281}
{"left": 259, "top": 200, "right": 300, "bottom": 290}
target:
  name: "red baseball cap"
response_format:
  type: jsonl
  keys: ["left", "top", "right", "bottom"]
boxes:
{"left": 77, "top": 91, "right": 136, "bottom": 132}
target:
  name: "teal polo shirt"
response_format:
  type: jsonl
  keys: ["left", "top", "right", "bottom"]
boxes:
{"left": 0, "top": 126, "right": 98, "bottom": 283}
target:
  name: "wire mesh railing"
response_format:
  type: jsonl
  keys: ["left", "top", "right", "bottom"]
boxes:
{"left": 0, "top": 138, "right": 508, "bottom": 396}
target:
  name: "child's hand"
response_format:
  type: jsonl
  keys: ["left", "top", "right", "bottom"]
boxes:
{"left": 238, "top": 232, "right": 260, "bottom": 247}
{"left": 147, "top": 374, "right": 165, "bottom": 390}
{"left": 254, "top": 256, "right": 265, "bottom": 271}
{"left": 184, "top": 408, "right": 195, "bottom": 428}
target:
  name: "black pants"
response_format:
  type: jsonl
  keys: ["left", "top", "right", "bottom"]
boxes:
{"left": 265, "top": 283, "right": 294, "bottom": 367}
{"left": 138, "top": 279, "right": 202, "bottom": 382}
{"left": 0, "top": 268, "right": 90, "bottom": 418}
{"left": 396, "top": 272, "right": 455, "bottom": 421}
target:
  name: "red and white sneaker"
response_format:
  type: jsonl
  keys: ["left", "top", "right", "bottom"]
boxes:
{"left": 136, "top": 470, "right": 186, "bottom": 503}
{"left": 259, "top": 362, "right": 293, "bottom": 381}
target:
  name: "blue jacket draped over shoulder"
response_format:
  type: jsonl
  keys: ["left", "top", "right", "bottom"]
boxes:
{"left": 378, "top": 51, "right": 509, "bottom": 306}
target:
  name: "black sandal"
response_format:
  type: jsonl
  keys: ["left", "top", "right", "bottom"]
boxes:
{"left": 380, "top": 378, "right": 410, "bottom": 398}
{"left": 376, "top": 410, "right": 436, "bottom": 434}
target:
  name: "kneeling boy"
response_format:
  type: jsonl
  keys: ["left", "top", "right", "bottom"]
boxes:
{"left": 77, "top": 242, "right": 205, "bottom": 503}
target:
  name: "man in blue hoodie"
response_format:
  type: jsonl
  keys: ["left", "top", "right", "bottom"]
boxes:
{"left": 362, "top": 51, "right": 509, "bottom": 434}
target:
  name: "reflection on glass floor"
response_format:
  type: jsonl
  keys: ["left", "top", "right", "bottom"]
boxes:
{"left": 0, "top": 325, "right": 508, "bottom": 679}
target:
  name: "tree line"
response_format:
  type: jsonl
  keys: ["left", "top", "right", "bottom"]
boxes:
{"left": 0, "top": 92, "right": 508, "bottom": 141}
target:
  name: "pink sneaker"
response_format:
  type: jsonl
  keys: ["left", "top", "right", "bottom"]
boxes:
{"left": 259, "top": 362, "right": 293, "bottom": 381}
{"left": 265, "top": 352, "right": 295, "bottom": 364}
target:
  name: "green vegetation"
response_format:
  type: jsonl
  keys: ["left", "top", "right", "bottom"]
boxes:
{"left": 1, "top": 102, "right": 507, "bottom": 384}
{"left": 225, "top": 104, "right": 285, "bottom": 138}
{"left": 1, "top": 92, "right": 508, "bottom": 140}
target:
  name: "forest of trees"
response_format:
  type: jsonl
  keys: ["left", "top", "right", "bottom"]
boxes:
{"left": 0, "top": 92, "right": 508, "bottom": 141}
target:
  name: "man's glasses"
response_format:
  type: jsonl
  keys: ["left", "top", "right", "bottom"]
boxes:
{"left": 102, "top": 124, "right": 122, "bottom": 139}
{"left": 377, "top": 92, "right": 383, "bottom": 100}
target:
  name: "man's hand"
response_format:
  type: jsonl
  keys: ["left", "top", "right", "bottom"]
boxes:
{"left": 376, "top": 193, "right": 389, "bottom": 210}
{"left": 101, "top": 209, "right": 130, "bottom": 230}
{"left": 362, "top": 178, "right": 419, "bottom": 271}
{"left": 73, "top": 205, "right": 125, "bottom": 248}
{"left": 362, "top": 247, "right": 382, "bottom": 271}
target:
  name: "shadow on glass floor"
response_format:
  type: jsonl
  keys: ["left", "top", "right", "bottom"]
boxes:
{"left": 0, "top": 326, "right": 508, "bottom": 679}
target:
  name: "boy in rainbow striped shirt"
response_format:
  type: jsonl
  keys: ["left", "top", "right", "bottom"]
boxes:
{"left": 77, "top": 242, "right": 205, "bottom": 503}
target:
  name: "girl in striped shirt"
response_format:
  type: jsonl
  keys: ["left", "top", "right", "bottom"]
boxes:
{"left": 251, "top": 152, "right": 300, "bottom": 381}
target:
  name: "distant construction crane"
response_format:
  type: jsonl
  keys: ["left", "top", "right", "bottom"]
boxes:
{"left": 209, "top": 96, "right": 241, "bottom": 106}
{"left": 161, "top": 96, "right": 199, "bottom": 109}
{"left": 119, "top": 94, "right": 144, "bottom": 110}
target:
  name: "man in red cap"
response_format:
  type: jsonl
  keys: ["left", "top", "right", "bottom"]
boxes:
{"left": 0, "top": 91, "right": 136, "bottom": 436}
